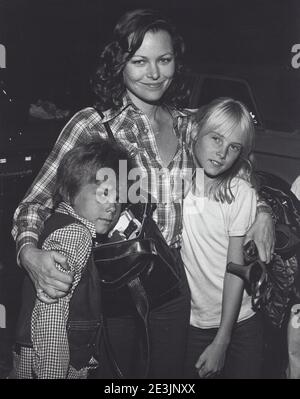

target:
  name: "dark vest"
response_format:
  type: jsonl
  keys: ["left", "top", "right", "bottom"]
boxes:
{"left": 15, "top": 212, "right": 102, "bottom": 370}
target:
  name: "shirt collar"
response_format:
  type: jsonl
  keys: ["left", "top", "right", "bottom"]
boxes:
{"left": 100, "top": 94, "right": 135, "bottom": 122}
{"left": 56, "top": 202, "right": 97, "bottom": 238}
{"left": 100, "top": 93, "right": 194, "bottom": 123}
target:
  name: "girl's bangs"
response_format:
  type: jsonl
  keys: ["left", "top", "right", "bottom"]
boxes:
{"left": 204, "top": 108, "right": 241, "bottom": 138}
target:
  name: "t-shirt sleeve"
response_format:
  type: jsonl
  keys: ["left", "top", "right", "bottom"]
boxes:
{"left": 226, "top": 179, "right": 257, "bottom": 236}
{"left": 291, "top": 176, "right": 300, "bottom": 201}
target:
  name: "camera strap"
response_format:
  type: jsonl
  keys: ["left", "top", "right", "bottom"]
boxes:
{"left": 97, "top": 109, "right": 117, "bottom": 144}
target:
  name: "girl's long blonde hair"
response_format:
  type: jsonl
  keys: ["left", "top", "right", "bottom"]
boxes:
{"left": 193, "top": 97, "right": 256, "bottom": 203}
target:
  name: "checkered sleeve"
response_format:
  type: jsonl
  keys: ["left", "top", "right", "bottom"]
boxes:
{"left": 11, "top": 108, "right": 100, "bottom": 256}
{"left": 31, "top": 223, "right": 92, "bottom": 379}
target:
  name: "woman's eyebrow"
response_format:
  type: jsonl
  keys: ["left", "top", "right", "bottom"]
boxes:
{"left": 133, "top": 51, "right": 174, "bottom": 58}
{"left": 159, "top": 51, "right": 174, "bottom": 56}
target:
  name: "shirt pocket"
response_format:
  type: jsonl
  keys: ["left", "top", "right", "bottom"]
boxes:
{"left": 116, "top": 129, "right": 141, "bottom": 158}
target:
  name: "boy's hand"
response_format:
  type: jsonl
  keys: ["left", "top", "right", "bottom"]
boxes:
{"left": 195, "top": 342, "right": 227, "bottom": 378}
{"left": 20, "top": 245, "right": 74, "bottom": 304}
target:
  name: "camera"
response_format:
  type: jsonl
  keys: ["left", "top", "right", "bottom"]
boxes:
{"left": 108, "top": 209, "right": 142, "bottom": 241}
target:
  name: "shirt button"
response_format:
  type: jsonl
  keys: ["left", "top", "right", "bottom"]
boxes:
{"left": 144, "top": 128, "right": 148, "bottom": 133}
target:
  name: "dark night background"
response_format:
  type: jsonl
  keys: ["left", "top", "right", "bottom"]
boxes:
{"left": 0, "top": 0, "right": 300, "bottom": 378}
{"left": 1, "top": 0, "right": 300, "bottom": 127}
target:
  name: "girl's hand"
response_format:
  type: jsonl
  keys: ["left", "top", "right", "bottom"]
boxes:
{"left": 245, "top": 211, "right": 275, "bottom": 263}
{"left": 195, "top": 341, "right": 228, "bottom": 378}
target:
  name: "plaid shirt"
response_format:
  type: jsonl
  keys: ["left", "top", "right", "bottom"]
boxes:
{"left": 15, "top": 202, "right": 98, "bottom": 379}
{"left": 12, "top": 95, "right": 195, "bottom": 254}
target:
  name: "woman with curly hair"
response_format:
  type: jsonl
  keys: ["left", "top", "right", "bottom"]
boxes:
{"left": 12, "top": 8, "right": 274, "bottom": 378}
{"left": 92, "top": 9, "right": 187, "bottom": 111}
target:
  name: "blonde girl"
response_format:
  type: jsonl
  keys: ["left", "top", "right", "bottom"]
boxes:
{"left": 182, "top": 97, "right": 263, "bottom": 379}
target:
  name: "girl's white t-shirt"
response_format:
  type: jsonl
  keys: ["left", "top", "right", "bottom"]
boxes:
{"left": 181, "top": 178, "right": 257, "bottom": 329}
{"left": 291, "top": 176, "right": 300, "bottom": 200}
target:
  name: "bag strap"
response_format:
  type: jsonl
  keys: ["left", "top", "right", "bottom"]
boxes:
{"left": 127, "top": 276, "right": 150, "bottom": 377}
{"left": 96, "top": 109, "right": 118, "bottom": 145}
{"left": 100, "top": 275, "right": 150, "bottom": 379}
{"left": 95, "top": 107, "right": 151, "bottom": 378}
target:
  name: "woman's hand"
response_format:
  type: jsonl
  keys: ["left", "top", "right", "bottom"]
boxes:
{"left": 245, "top": 211, "right": 275, "bottom": 263}
{"left": 195, "top": 341, "right": 228, "bottom": 378}
{"left": 20, "top": 245, "right": 74, "bottom": 304}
